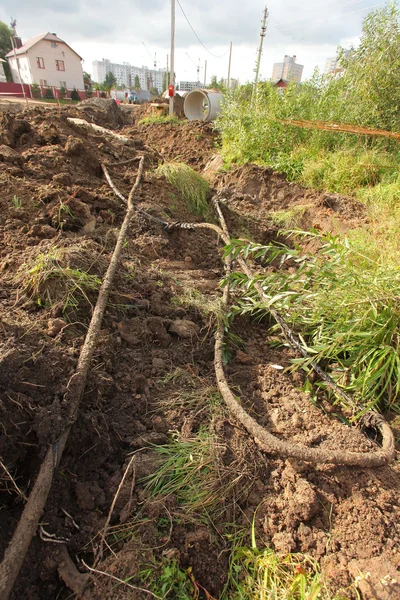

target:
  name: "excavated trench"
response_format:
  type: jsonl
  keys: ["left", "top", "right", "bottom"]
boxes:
{"left": 0, "top": 101, "right": 399, "bottom": 599}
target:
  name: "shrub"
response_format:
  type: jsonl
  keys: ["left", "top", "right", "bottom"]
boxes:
{"left": 31, "top": 83, "right": 41, "bottom": 99}
{"left": 58, "top": 86, "right": 66, "bottom": 100}
{"left": 70, "top": 88, "right": 80, "bottom": 101}
{"left": 44, "top": 87, "right": 54, "bottom": 99}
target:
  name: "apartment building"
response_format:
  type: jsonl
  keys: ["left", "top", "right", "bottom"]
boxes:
{"left": 177, "top": 80, "right": 201, "bottom": 92}
{"left": 272, "top": 55, "right": 303, "bottom": 84}
{"left": 92, "top": 59, "right": 165, "bottom": 93}
{"left": 324, "top": 50, "right": 350, "bottom": 77}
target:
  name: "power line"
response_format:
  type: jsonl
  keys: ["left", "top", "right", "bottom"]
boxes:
{"left": 273, "top": 0, "right": 372, "bottom": 30}
{"left": 176, "top": 0, "right": 229, "bottom": 59}
{"left": 276, "top": 1, "right": 386, "bottom": 32}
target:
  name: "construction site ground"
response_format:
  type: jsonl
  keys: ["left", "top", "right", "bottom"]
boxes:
{"left": 0, "top": 100, "right": 399, "bottom": 599}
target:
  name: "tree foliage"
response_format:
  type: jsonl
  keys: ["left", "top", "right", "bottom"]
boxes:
{"left": 0, "top": 20, "right": 12, "bottom": 81}
{"left": 134, "top": 74, "right": 140, "bottom": 90}
{"left": 103, "top": 71, "right": 117, "bottom": 91}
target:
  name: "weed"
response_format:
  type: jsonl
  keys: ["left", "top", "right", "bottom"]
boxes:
{"left": 17, "top": 248, "right": 102, "bottom": 314}
{"left": 138, "top": 115, "right": 182, "bottom": 126}
{"left": 139, "top": 558, "right": 194, "bottom": 599}
{"left": 11, "top": 195, "right": 22, "bottom": 208}
{"left": 224, "top": 234, "right": 400, "bottom": 414}
{"left": 155, "top": 161, "right": 210, "bottom": 217}
{"left": 229, "top": 545, "right": 332, "bottom": 600}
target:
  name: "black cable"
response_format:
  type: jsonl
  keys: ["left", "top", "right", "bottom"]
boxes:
{"left": 176, "top": 0, "right": 229, "bottom": 59}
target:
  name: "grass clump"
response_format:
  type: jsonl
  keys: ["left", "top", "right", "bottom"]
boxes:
{"left": 143, "top": 427, "right": 251, "bottom": 524}
{"left": 229, "top": 546, "right": 331, "bottom": 600}
{"left": 17, "top": 248, "right": 102, "bottom": 313}
{"left": 155, "top": 161, "right": 210, "bottom": 217}
{"left": 225, "top": 234, "right": 400, "bottom": 414}
{"left": 138, "top": 114, "right": 181, "bottom": 126}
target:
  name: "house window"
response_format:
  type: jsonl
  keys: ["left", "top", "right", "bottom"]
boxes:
{"left": 39, "top": 79, "right": 47, "bottom": 86}
{"left": 56, "top": 60, "right": 65, "bottom": 71}
{"left": 36, "top": 57, "right": 45, "bottom": 69}
{"left": 51, "top": 41, "right": 57, "bottom": 48}
{"left": 60, "top": 81, "right": 66, "bottom": 88}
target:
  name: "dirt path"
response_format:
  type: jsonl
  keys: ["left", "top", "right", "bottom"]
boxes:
{"left": 0, "top": 101, "right": 399, "bottom": 599}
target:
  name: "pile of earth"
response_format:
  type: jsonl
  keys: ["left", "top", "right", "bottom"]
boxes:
{"left": 0, "top": 100, "right": 399, "bottom": 600}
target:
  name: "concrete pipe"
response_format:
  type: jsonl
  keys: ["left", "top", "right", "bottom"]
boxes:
{"left": 184, "top": 89, "right": 223, "bottom": 122}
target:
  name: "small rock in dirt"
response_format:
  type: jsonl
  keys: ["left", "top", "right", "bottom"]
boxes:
{"left": 129, "top": 432, "right": 168, "bottom": 449}
{"left": 235, "top": 350, "right": 251, "bottom": 364}
{"left": 117, "top": 319, "right": 141, "bottom": 346}
{"left": 288, "top": 478, "right": 320, "bottom": 523}
{"left": 272, "top": 532, "right": 296, "bottom": 553}
{"left": 169, "top": 319, "right": 199, "bottom": 339}
{"left": 151, "top": 415, "right": 169, "bottom": 433}
{"left": 28, "top": 224, "right": 57, "bottom": 239}
{"left": 151, "top": 357, "right": 166, "bottom": 374}
{"left": 146, "top": 317, "right": 171, "bottom": 347}
{"left": 75, "top": 481, "right": 106, "bottom": 511}
{"left": 52, "top": 172, "right": 72, "bottom": 186}
{"left": 0, "top": 144, "right": 22, "bottom": 164}
{"left": 184, "top": 256, "right": 192, "bottom": 263}
{"left": 47, "top": 318, "right": 67, "bottom": 337}
{"left": 65, "top": 136, "right": 85, "bottom": 157}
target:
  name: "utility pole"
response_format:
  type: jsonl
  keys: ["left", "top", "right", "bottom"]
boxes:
{"left": 204, "top": 59, "right": 207, "bottom": 87}
{"left": 253, "top": 6, "right": 268, "bottom": 99}
{"left": 197, "top": 58, "right": 200, "bottom": 83}
{"left": 10, "top": 21, "right": 28, "bottom": 107}
{"left": 166, "top": 54, "right": 169, "bottom": 88}
{"left": 227, "top": 41, "right": 232, "bottom": 90}
{"left": 169, "top": 0, "right": 175, "bottom": 117}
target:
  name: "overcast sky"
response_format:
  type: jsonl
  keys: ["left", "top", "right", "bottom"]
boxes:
{"left": 0, "top": 0, "right": 394, "bottom": 84}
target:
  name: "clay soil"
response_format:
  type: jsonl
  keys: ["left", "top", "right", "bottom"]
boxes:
{"left": 0, "top": 101, "right": 399, "bottom": 600}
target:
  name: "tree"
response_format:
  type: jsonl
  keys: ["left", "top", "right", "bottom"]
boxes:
{"left": 150, "top": 86, "right": 159, "bottom": 96}
{"left": 71, "top": 88, "right": 80, "bottom": 101}
{"left": 0, "top": 20, "right": 12, "bottom": 81}
{"left": 134, "top": 74, "right": 140, "bottom": 90}
{"left": 208, "top": 75, "right": 225, "bottom": 92}
{"left": 59, "top": 86, "right": 66, "bottom": 100}
{"left": 44, "top": 87, "right": 54, "bottom": 99}
{"left": 341, "top": 1, "right": 400, "bottom": 130}
{"left": 103, "top": 72, "right": 117, "bottom": 91}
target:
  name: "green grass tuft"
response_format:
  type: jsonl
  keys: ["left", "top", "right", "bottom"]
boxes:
{"left": 155, "top": 161, "right": 210, "bottom": 217}
{"left": 138, "top": 114, "right": 182, "bottom": 126}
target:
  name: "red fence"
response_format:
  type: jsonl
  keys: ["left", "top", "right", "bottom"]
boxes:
{"left": 0, "top": 82, "right": 32, "bottom": 98}
{"left": 0, "top": 82, "right": 106, "bottom": 101}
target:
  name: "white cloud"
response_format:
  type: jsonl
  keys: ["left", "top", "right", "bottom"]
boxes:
{"left": 0, "top": 0, "right": 394, "bottom": 84}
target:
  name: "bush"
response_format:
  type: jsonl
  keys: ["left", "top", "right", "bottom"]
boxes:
{"left": 31, "top": 83, "right": 41, "bottom": 99}
{"left": 58, "top": 86, "right": 66, "bottom": 100}
{"left": 44, "top": 87, "right": 54, "bottom": 99}
{"left": 70, "top": 88, "right": 80, "bottom": 101}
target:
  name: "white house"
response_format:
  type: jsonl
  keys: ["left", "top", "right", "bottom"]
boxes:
{"left": 0, "top": 58, "right": 7, "bottom": 83}
{"left": 6, "top": 32, "right": 84, "bottom": 91}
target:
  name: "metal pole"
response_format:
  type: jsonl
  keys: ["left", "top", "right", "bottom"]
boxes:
{"left": 204, "top": 59, "right": 207, "bottom": 87}
{"left": 227, "top": 41, "right": 232, "bottom": 90}
{"left": 253, "top": 6, "right": 268, "bottom": 100}
{"left": 10, "top": 35, "right": 28, "bottom": 106}
{"left": 169, "top": 0, "right": 175, "bottom": 117}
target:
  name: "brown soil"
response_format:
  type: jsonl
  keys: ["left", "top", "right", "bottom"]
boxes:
{"left": 0, "top": 101, "right": 399, "bottom": 600}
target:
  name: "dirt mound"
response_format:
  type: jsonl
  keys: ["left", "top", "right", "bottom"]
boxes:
{"left": 77, "top": 97, "right": 128, "bottom": 129}
{"left": 128, "top": 120, "right": 216, "bottom": 169}
{"left": 0, "top": 106, "right": 399, "bottom": 600}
